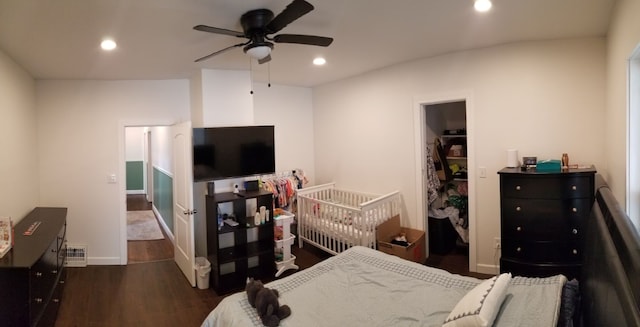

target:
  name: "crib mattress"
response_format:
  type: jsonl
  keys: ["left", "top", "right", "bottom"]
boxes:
{"left": 201, "top": 246, "right": 565, "bottom": 327}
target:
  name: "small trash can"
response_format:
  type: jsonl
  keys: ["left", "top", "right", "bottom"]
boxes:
{"left": 195, "top": 257, "right": 211, "bottom": 289}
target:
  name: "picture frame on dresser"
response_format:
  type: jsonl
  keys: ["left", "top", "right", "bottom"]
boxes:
{"left": 497, "top": 166, "right": 596, "bottom": 279}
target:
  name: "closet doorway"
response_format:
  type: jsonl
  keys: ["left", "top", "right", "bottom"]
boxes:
{"left": 413, "top": 92, "right": 477, "bottom": 273}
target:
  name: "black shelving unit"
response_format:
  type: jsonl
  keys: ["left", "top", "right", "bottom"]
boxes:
{"left": 205, "top": 189, "right": 275, "bottom": 294}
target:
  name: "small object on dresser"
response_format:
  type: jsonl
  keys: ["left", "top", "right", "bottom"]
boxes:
{"left": 0, "top": 217, "right": 13, "bottom": 258}
{"left": 23, "top": 220, "right": 41, "bottom": 236}
{"left": 536, "top": 159, "right": 562, "bottom": 172}
{"left": 562, "top": 153, "right": 569, "bottom": 168}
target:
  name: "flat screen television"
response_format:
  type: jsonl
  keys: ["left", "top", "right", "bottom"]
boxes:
{"left": 192, "top": 126, "right": 275, "bottom": 182}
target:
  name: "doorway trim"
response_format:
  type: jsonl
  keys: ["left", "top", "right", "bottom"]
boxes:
{"left": 627, "top": 44, "right": 640, "bottom": 228}
{"left": 413, "top": 89, "right": 479, "bottom": 273}
{"left": 144, "top": 129, "right": 154, "bottom": 203}
{"left": 118, "top": 120, "right": 175, "bottom": 265}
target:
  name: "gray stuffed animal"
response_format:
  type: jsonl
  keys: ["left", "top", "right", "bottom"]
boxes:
{"left": 245, "top": 278, "right": 292, "bottom": 327}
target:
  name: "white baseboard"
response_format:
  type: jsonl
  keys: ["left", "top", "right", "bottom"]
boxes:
{"left": 87, "top": 257, "right": 123, "bottom": 265}
{"left": 127, "top": 190, "right": 145, "bottom": 195}
{"left": 475, "top": 263, "right": 499, "bottom": 275}
{"left": 153, "top": 206, "right": 175, "bottom": 245}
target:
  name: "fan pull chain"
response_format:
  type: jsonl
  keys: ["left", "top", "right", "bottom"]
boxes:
{"left": 249, "top": 58, "right": 254, "bottom": 95}
{"left": 268, "top": 62, "right": 271, "bottom": 88}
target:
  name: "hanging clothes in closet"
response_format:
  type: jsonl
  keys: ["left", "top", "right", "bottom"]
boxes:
{"left": 426, "top": 143, "right": 441, "bottom": 206}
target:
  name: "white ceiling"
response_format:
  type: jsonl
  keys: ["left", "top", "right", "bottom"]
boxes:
{"left": 0, "top": 0, "right": 615, "bottom": 87}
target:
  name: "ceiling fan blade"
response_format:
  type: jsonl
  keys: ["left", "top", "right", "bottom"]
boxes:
{"left": 273, "top": 34, "right": 333, "bottom": 47}
{"left": 194, "top": 42, "right": 247, "bottom": 62}
{"left": 193, "top": 25, "right": 245, "bottom": 38}
{"left": 258, "top": 54, "right": 272, "bottom": 65}
{"left": 266, "top": 0, "right": 314, "bottom": 34}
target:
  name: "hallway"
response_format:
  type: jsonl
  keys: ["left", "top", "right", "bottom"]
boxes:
{"left": 126, "top": 195, "right": 174, "bottom": 263}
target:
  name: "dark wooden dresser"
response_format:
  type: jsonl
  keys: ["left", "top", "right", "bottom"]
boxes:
{"left": 498, "top": 167, "right": 596, "bottom": 279}
{"left": 0, "top": 207, "right": 67, "bottom": 327}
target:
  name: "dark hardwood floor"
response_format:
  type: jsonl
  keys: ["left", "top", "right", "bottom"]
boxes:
{"left": 54, "top": 243, "right": 331, "bottom": 327}
{"left": 126, "top": 195, "right": 174, "bottom": 264}
{"left": 55, "top": 207, "right": 489, "bottom": 326}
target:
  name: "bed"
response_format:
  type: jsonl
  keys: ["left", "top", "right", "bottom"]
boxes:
{"left": 202, "top": 245, "right": 566, "bottom": 327}
{"left": 580, "top": 175, "right": 640, "bottom": 326}
{"left": 201, "top": 175, "right": 640, "bottom": 327}
{"left": 296, "top": 183, "right": 401, "bottom": 255}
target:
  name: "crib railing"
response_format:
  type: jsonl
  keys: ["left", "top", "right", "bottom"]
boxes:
{"left": 297, "top": 183, "right": 401, "bottom": 255}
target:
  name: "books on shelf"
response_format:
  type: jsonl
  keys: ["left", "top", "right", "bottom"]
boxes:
{"left": 0, "top": 216, "right": 13, "bottom": 258}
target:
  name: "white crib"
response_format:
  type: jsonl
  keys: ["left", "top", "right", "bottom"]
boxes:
{"left": 296, "top": 183, "right": 401, "bottom": 255}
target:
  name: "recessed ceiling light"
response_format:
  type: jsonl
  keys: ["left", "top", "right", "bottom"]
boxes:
{"left": 101, "top": 39, "right": 117, "bottom": 51}
{"left": 313, "top": 57, "right": 326, "bottom": 66}
{"left": 474, "top": 0, "right": 492, "bottom": 12}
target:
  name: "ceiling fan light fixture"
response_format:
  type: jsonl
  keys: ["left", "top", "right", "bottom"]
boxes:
{"left": 474, "top": 0, "right": 492, "bottom": 12}
{"left": 100, "top": 39, "right": 117, "bottom": 51}
{"left": 245, "top": 44, "right": 272, "bottom": 60}
{"left": 313, "top": 57, "right": 326, "bottom": 65}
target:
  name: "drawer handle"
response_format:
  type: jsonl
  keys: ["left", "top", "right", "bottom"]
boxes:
{"left": 51, "top": 248, "right": 57, "bottom": 253}
{"left": 36, "top": 272, "right": 43, "bottom": 277}
{"left": 516, "top": 247, "right": 522, "bottom": 252}
{"left": 53, "top": 298, "right": 60, "bottom": 303}
{"left": 60, "top": 280, "right": 65, "bottom": 284}
{"left": 515, "top": 185, "right": 521, "bottom": 191}
{"left": 52, "top": 270, "right": 58, "bottom": 274}
{"left": 572, "top": 185, "right": 577, "bottom": 191}
{"left": 572, "top": 207, "right": 578, "bottom": 213}
{"left": 572, "top": 249, "right": 578, "bottom": 255}
{"left": 516, "top": 226, "right": 522, "bottom": 232}
{"left": 35, "top": 298, "right": 43, "bottom": 303}
{"left": 516, "top": 206, "right": 521, "bottom": 212}
{"left": 572, "top": 228, "right": 578, "bottom": 235}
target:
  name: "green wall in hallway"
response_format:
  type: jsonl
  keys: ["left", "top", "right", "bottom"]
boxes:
{"left": 153, "top": 167, "right": 173, "bottom": 233}
{"left": 126, "top": 161, "right": 144, "bottom": 190}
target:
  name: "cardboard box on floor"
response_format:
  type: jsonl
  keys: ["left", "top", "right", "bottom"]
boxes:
{"left": 376, "top": 215, "right": 426, "bottom": 264}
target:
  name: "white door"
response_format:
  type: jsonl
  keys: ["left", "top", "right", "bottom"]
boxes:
{"left": 172, "top": 121, "right": 196, "bottom": 286}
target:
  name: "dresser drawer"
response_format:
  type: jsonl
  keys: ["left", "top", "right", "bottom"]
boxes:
{"left": 38, "top": 269, "right": 66, "bottom": 327}
{"left": 500, "top": 258, "right": 581, "bottom": 279}
{"left": 501, "top": 175, "right": 593, "bottom": 199}
{"left": 501, "top": 199, "right": 589, "bottom": 240}
{"left": 502, "top": 240, "right": 582, "bottom": 263}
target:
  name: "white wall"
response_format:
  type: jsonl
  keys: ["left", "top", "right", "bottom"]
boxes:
{"left": 36, "top": 80, "right": 190, "bottom": 264}
{"left": 605, "top": 0, "right": 640, "bottom": 206}
{"left": 201, "top": 69, "right": 253, "bottom": 126}
{"left": 125, "top": 127, "right": 145, "bottom": 161}
{"left": 313, "top": 38, "right": 606, "bottom": 271}
{"left": 150, "top": 126, "right": 172, "bottom": 173}
{"left": 253, "top": 82, "right": 316, "bottom": 183}
{"left": 0, "top": 50, "right": 38, "bottom": 223}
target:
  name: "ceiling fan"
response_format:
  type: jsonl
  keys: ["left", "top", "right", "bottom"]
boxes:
{"left": 193, "top": 0, "right": 333, "bottom": 64}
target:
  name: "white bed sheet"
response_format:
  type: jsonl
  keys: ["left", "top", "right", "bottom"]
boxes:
{"left": 201, "top": 246, "right": 565, "bottom": 327}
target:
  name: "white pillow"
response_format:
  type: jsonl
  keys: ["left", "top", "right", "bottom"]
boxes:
{"left": 443, "top": 273, "right": 512, "bottom": 327}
